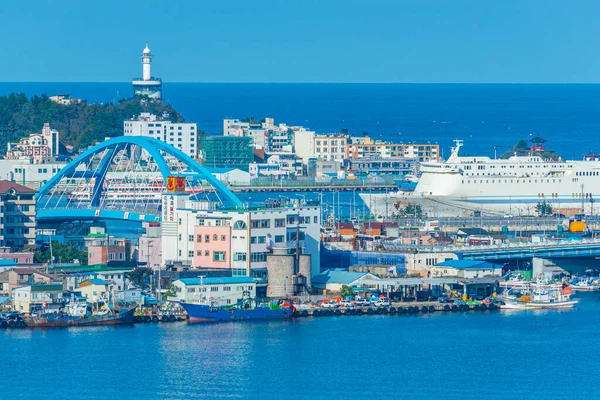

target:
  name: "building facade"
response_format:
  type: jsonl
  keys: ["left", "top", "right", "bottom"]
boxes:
{"left": 346, "top": 139, "right": 440, "bottom": 162}
{"left": 161, "top": 194, "right": 321, "bottom": 279}
{"left": 0, "top": 181, "right": 36, "bottom": 248}
{"left": 124, "top": 112, "right": 198, "bottom": 158}
{"left": 6, "top": 123, "right": 60, "bottom": 163}
{"left": 172, "top": 277, "right": 256, "bottom": 305}
{"left": 200, "top": 136, "right": 253, "bottom": 171}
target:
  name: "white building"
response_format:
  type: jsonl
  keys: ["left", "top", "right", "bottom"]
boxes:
{"left": 6, "top": 123, "right": 60, "bottom": 164}
{"left": 0, "top": 160, "right": 67, "bottom": 189}
{"left": 132, "top": 44, "right": 162, "bottom": 99}
{"left": 49, "top": 94, "right": 83, "bottom": 106}
{"left": 172, "top": 277, "right": 256, "bottom": 305}
{"left": 161, "top": 194, "right": 321, "bottom": 279}
{"left": 293, "top": 129, "right": 316, "bottom": 164}
{"left": 249, "top": 154, "right": 303, "bottom": 179}
{"left": 314, "top": 134, "right": 347, "bottom": 163}
{"left": 206, "top": 167, "right": 251, "bottom": 186}
{"left": 223, "top": 119, "right": 252, "bottom": 137}
{"left": 124, "top": 112, "right": 198, "bottom": 158}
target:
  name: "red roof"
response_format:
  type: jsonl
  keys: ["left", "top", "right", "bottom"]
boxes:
{"left": 0, "top": 180, "right": 37, "bottom": 195}
{"left": 335, "top": 222, "right": 355, "bottom": 230}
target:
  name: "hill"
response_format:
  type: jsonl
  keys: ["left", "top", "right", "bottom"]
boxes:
{"left": 0, "top": 93, "right": 185, "bottom": 153}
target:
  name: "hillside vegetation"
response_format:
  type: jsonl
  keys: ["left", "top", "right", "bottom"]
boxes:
{"left": 0, "top": 94, "right": 185, "bottom": 153}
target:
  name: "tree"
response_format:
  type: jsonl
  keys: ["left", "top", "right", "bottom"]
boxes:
{"left": 402, "top": 204, "right": 423, "bottom": 218}
{"left": 34, "top": 242, "right": 88, "bottom": 265}
{"left": 340, "top": 285, "right": 354, "bottom": 298}
{"left": 126, "top": 267, "right": 154, "bottom": 289}
{"left": 535, "top": 201, "right": 553, "bottom": 216}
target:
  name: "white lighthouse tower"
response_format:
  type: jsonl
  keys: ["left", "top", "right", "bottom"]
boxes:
{"left": 132, "top": 44, "right": 162, "bottom": 99}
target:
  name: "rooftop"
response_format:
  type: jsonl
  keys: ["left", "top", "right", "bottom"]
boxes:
{"left": 14, "top": 284, "right": 63, "bottom": 292}
{"left": 0, "top": 180, "right": 37, "bottom": 195}
{"left": 79, "top": 278, "right": 110, "bottom": 286}
{"left": 434, "top": 260, "right": 501, "bottom": 270}
{"left": 312, "top": 269, "right": 379, "bottom": 285}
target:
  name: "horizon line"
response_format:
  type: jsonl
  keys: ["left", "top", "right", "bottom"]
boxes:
{"left": 1, "top": 81, "right": 600, "bottom": 85}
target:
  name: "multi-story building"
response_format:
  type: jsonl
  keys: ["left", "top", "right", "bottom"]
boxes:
{"left": 172, "top": 276, "right": 256, "bottom": 305}
{"left": 346, "top": 138, "right": 439, "bottom": 162}
{"left": 12, "top": 284, "right": 64, "bottom": 313}
{"left": 161, "top": 194, "right": 321, "bottom": 280}
{"left": 314, "top": 134, "right": 347, "bottom": 163}
{"left": 0, "top": 160, "right": 67, "bottom": 190}
{"left": 345, "top": 155, "right": 417, "bottom": 175}
{"left": 223, "top": 119, "right": 253, "bottom": 137}
{"left": 6, "top": 123, "right": 60, "bottom": 163}
{"left": 249, "top": 154, "right": 303, "bottom": 179}
{"left": 138, "top": 222, "right": 162, "bottom": 270}
{"left": 124, "top": 112, "right": 198, "bottom": 158}
{"left": 49, "top": 94, "right": 84, "bottom": 106}
{"left": 87, "top": 235, "right": 133, "bottom": 267}
{"left": 200, "top": 136, "right": 253, "bottom": 171}
{"left": 0, "top": 181, "right": 36, "bottom": 249}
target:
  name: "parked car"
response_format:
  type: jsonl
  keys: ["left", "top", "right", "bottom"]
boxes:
{"left": 321, "top": 301, "right": 339, "bottom": 309}
{"left": 339, "top": 300, "right": 354, "bottom": 308}
{"left": 438, "top": 295, "right": 452, "bottom": 303}
{"left": 355, "top": 298, "right": 371, "bottom": 307}
{"left": 375, "top": 298, "right": 392, "bottom": 307}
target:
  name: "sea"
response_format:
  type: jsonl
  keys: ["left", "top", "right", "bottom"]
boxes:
{"left": 1, "top": 83, "right": 600, "bottom": 160}
{"left": 2, "top": 292, "right": 600, "bottom": 399}
{"left": 3, "top": 83, "right": 600, "bottom": 398}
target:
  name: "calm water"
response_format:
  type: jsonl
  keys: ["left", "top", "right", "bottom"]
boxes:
{"left": 1, "top": 83, "right": 600, "bottom": 159}
{"left": 2, "top": 292, "right": 600, "bottom": 399}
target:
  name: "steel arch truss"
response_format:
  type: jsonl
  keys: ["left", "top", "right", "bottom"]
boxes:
{"left": 36, "top": 136, "right": 241, "bottom": 221}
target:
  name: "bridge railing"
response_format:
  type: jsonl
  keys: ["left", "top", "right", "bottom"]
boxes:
{"left": 380, "top": 238, "right": 600, "bottom": 254}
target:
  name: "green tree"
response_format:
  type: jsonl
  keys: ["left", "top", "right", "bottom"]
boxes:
{"left": 127, "top": 267, "right": 154, "bottom": 289}
{"left": 402, "top": 204, "right": 423, "bottom": 218}
{"left": 535, "top": 201, "right": 553, "bottom": 216}
{"left": 34, "top": 242, "right": 88, "bottom": 265}
{"left": 339, "top": 285, "right": 354, "bottom": 298}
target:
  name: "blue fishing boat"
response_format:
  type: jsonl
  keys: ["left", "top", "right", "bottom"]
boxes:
{"left": 178, "top": 296, "right": 294, "bottom": 322}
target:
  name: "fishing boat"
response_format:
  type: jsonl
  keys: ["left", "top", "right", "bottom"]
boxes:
{"left": 23, "top": 299, "right": 136, "bottom": 328}
{"left": 498, "top": 284, "right": 578, "bottom": 310}
{"left": 177, "top": 294, "right": 295, "bottom": 322}
{"left": 570, "top": 276, "right": 600, "bottom": 291}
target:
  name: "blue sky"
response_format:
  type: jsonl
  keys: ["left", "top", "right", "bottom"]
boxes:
{"left": 1, "top": 0, "right": 599, "bottom": 83}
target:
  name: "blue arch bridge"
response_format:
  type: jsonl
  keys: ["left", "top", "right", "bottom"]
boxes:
{"left": 36, "top": 136, "right": 242, "bottom": 223}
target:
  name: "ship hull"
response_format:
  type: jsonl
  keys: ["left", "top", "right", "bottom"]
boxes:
{"left": 180, "top": 302, "right": 293, "bottom": 322}
{"left": 23, "top": 307, "right": 136, "bottom": 328}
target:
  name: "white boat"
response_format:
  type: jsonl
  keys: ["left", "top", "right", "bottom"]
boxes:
{"left": 570, "top": 276, "right": 600, "bottom": 291}
{"left": 498, "top": 283, "right": 578, "bottom": 310}
{"left": 360, "top": 139, "right": 600, "bottom": 218}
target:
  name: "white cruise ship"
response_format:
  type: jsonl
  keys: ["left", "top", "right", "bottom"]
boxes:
{"left": 360, "top": 140, "right": 600, "bottom": 218}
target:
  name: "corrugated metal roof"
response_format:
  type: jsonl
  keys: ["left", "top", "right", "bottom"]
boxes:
{"left": 434, "top": 260, "right": 501, "bottom": 270}
{"left": 80, "top": 278, "right": 109, "bottom": 286}
{"left": 312, "top": 269, "right": 379, "bottom": 285}
{"left": 176, "top": 277, "right": 255, "bottom": 285}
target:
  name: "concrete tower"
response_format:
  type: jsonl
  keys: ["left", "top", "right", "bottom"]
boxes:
{"left": 132, "top": 44, "right": 162, "bottom": 99}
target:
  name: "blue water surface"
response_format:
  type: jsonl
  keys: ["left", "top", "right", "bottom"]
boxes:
{"left": 1, "top": 83, "right": 600, "bottom": 160}
{"left": 2, "top": 292, "right": 599, "bottom": 399}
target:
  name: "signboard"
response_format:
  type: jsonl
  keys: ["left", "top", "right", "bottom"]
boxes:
{"left": 162, "top": 195, "right": 177, "bottom": 222}
{"left": 166, "top": 176, "right": 186, "bottom": 193}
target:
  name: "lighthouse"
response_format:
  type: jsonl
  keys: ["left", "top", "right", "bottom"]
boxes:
{"left": 132, "top": 44, "right": 162, "bottom": 99}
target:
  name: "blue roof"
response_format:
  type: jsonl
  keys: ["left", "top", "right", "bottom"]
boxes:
{"left": 177, "top": 277, "right": 255, "bottom": 285}
{"left": 0, "top": 259, "right": 16, "bottom": 266}
{"left": 82, "top": 278, "right": 109, "bottom": 285}
{"left": 435, "top": 260, "right": 501, "bottom": 270}
{"left": 312, "top": 269, "right": 377, "bottom": 285}
{"left": 0, "top": 296, "right": 10, "bottom": 304}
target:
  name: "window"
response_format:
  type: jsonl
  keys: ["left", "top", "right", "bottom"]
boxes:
{"left": 258, "top": 236, "right": 266, "bottom": 244}
{"left": 213, "top": 234, "right": 218, "bottom": 241}
{"left": 251, "top": 252, "right": 267, "bottom": 262}
{"left": 197, "top": 235, "right": 202, "bottom": 242}
{"left": 275, "top": 235, "right": 284, "bottom": 243}
{"left": 223, "top": 286, "right": 231, "bottom": 292}
{"left": 205, "top": 235, "right": 210, "bottom": 242}
{"left": 233, "top": 220, "right": 247, "bottom": 230}
{"left": 216, "top": 220, "right": 222, "bottom": 226}
{"left": 197, "top": 250, "right": 202, "bottom": 256}
{"left": 178, "top": 234, "right": 182, "bottom": 241}
{"left": 233, "top": 252, "right": 247, "bottom": 261}
{"left": 221, "top": 235, "right": 226, "bottom": 241}
{"left": 211, "top": 286, "right": 218, "bottom": 292}
{"left": 188, "top": 251, "right": 194, "bottom": 257}
{"left": 213, "top": 251, "right": 226, "bottom": 261}
{"left": 250, "top": 236, "right": 257, "bottom": 244}
{"left": 205, "top": 250, "right": 210, "bottom": 256}
{"left": 188, "top": 235, "right": 194, "bottom": 242}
